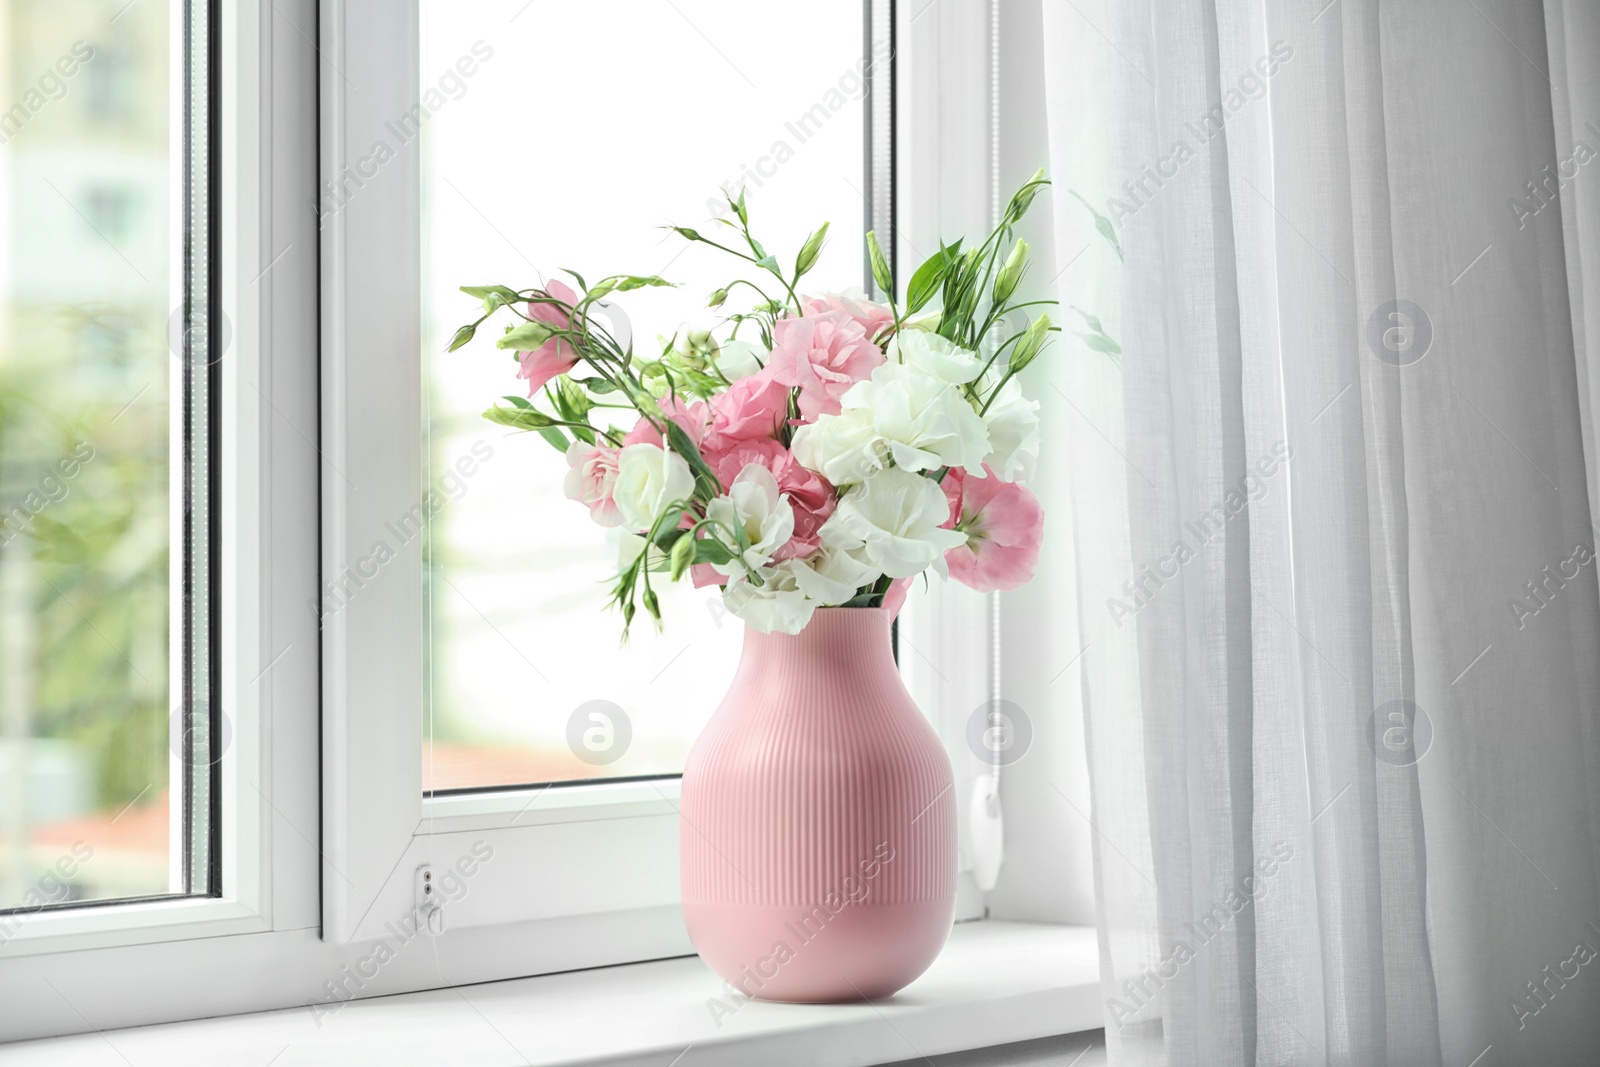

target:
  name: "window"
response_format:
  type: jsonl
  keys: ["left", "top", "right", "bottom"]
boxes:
{"left": 415, "top": 0, "right": 874, "bottom": 791}
{"left": 0, "top": 0, "right": 216, "bottom": 919}
{"left": 321, "top": 0, "right": 922, "bottom": 953}
{"left": 1, "top": 0, "right": 1061, "bottom": 1044}
{"left": 0, "top": 0, "right": 297, "bottom": 1003}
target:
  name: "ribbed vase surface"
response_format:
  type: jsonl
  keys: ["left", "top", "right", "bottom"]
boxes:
{"left": 680, "top": 607, "right": 956, "bottom": 1002}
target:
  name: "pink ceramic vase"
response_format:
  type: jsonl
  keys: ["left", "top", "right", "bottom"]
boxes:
{"left": 680, "top": 606, "right": 956, "bottom": 1003}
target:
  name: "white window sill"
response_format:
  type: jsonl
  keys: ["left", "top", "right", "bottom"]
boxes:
{"left": 2, "top": 921, "right": 1103, "bottom": 1066}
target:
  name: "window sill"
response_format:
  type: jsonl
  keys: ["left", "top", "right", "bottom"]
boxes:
{"left": 2, "top": 920, "right": 1103, "bottom": 1065}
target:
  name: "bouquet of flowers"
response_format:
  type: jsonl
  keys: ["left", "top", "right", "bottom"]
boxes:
{"left": 451, "top": 173, "right": 1053, "bottom": 637}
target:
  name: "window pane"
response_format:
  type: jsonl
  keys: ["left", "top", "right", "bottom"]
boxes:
{"left": 420, "top": 0, "right": 871, "bottom": 790}
{"left": 0, "top": 0, "right": 214, "bottom": 916}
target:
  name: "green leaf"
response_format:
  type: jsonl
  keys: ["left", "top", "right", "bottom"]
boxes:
{"left": 495, "top": 321, "right": 557, "bottom": 350}
{"left": 665, "top": 421, "right": 722, "bottom": 502}
{"left": 693, "top": 539, "right": 734, "bottom": 566}
{"left": 501, "top": 394, "right": 532, "bottom": 409}
{"left": 573, "top": 377, "right": 619, "bottom": 395}
{"left": 460, "top": 284, "right": 519, "bottom": 317}
{"left": 561, "top": 268, "right": 588, "bottom": 291}
{"left": 905, "top": 243, "right": 957, "bottom": 315}
{"left": 556, "top": 375, "right": 593, "bottom": 420}
{"left": 748, "top": 235, "right": 768, "bottom": 259}
{"left": 866, "top": 230, "right": 893, "bottom": 297}
{"left": 537, "top": 427, "right": 570, "bottom": 452}
{"left": 1070, "top": 190, "right": 1122, "bottom": 262}
{"left": 734, "top": 187, "right": 749, "bottom": 226}
{"left": 794, "top": 221, "right": 830, "bottom": 279}
{"left": 547, "top": 383, "right": 575, "bottom": 422}
{"left": 609, "top": 274, "right": 674, "bottom": 292}
{"left": 755, "top": 254, "right": 780, "bottom": 274}
{"left": 939, "top": 254, "right": 962, "bottom": 310}
{"left": 447, "top": 322, "right": 478, "bottom": 352}
{"left": 483, "top": 404, "right": 556, "bottom": 430}
{"left": 589, "top": 274, "right": 674, "bottom": 301}
{"left": 460, "top": 284, "right": 520, "bottom": 302}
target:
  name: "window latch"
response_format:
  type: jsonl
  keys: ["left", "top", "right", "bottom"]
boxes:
{"left": 414, "top": 865, "right": 447, "bottom": 936}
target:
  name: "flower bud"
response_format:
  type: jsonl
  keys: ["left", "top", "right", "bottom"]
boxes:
{"left": 669, "top": 533, "right": 696, "bottom": 581}
{"left": 794, "top": 222, "right": 830, "bottom": 278}
{"left": 558, "top": 375, "right": 592, "bottom": 418}
{"left": 866, "top": 230, "right": 893, "bottom": 297}
{"left": 992, "top": 239, "right": 1029, "bottom": 306}
{"left": 1006, "top": 169, "right": 1046, "bottom": 220}
{"left": 1009, "top": 314, "right": 1052, "bottom": 374}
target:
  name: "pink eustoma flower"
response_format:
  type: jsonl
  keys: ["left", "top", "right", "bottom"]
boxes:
{"left": 562, "top": 441, "right": 623, "bottom": 527}
{"left": 689, "top": 562, "right": 727, "bottom": 589}
{"left": 802, "top": 293, "right": 895, "bottom": 345}
{"left": 622, "top": 395, "right": 710, "bottom": 449}
{"left": 516, "top": 279, "right": 583, "bottom": 396}
{"left": 941, "top": 465, "right": 1044, "bottom": 592}
{"left": 880, "top": 577, "right": 912, "bottom": 619}
{"left": 702, "top": 367, "right": 790, "bottom": 454}
{"left": 768, "top": 308, "right": 884, "bottom": 419}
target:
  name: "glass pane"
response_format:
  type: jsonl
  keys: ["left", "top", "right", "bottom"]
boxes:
{"left": 0, "top": 0, "right": 213, "bottom": 917}
{"left": 420, "top": 0, "right": 871, "bottom": 790}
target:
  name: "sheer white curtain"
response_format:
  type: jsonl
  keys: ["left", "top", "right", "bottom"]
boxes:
{"left": 1040, "top": 1, "right": 1600, "bottom": 1064}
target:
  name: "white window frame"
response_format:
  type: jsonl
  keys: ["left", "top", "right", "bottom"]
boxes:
{"left": 317, "top": 0, "right": 1007, "bottom": 954}
{"left": 0, "top": 0, "right": 1088, "bottom": 1043}
{"left": 0, "top": 0, "right": 285, "bottom": 957}
{"left": 0, "top": 0, "right": 324, "bottom": 1040}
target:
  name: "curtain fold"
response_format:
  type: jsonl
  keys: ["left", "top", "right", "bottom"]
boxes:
{"left": 1041, "top": 2, "right": 1600, "bottom": 1064}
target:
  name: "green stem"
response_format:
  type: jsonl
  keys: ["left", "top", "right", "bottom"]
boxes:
{"left": 978, "top": 369, "right": 1017, "bottom": 417}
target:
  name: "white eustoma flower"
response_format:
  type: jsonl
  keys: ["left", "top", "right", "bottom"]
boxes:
{"left": 791, "top": 543, "right": 880, "bottom": 604}
{"left": 721, "top": 542, "right": 881, "bottom": 634}
{"left": 981, "top": 377, "right": 1041, "bottom": 483}
{"left": 860, "top": 363, "right": 990, "bottom": 472}
{"left": 704, "top": 464, "right": 795, "bottom": 578}
{"left": 722, "top": 563, "right": 816, "bottom": 635}
{"left": 820, "top": 466, "right": 967, "bottom": 579}
{"left": 790, "top": 405, "right": 882, "bottom": 486}
{"left": 714, "top": 339, "right": 766, "bottom": 381}
{"left": 612, "top": 443, "right": 695, "bottom": 531}
{"left": 887, "top": 330, "right": 985, "bottom": 385}
{"left": 792, "top": 363, "right": 992, "bottom": 486}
